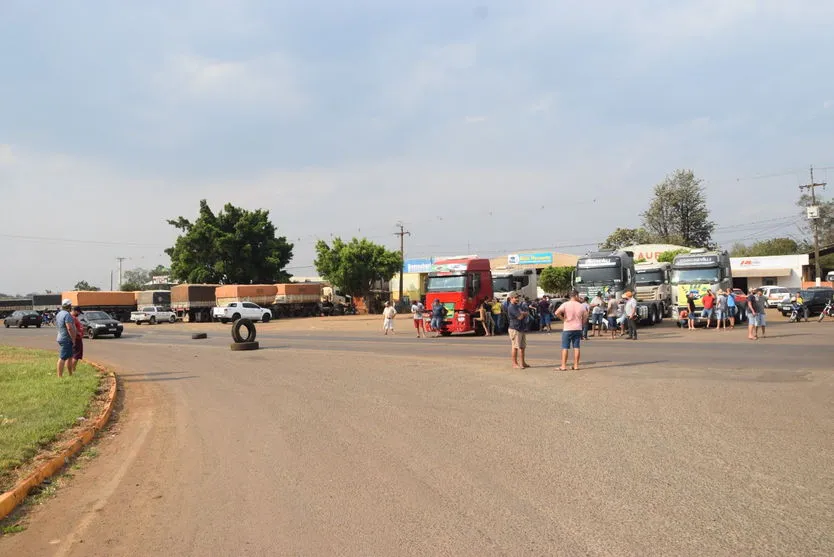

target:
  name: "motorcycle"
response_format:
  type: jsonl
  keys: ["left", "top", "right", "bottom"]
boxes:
{"left": 788, "top": 301, "right": 808, "bottom": 323}
{"left": 818, "top": 299, "right": 834, "bottom": 322}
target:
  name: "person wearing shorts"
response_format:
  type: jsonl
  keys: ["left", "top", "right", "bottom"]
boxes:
{"left": 411, "top": 300, "right": 425, "bottom": 338}
{"left": 555, "top": 290, "right": 588, "bottom": 371}
{"left": 69, "top": 306, "right": 84, "bottom": 373}
{"left": 430, "top": 299, "right": 444, "bottom": 336}
{"left": 605, "top": 293, "right": 618, "bottom": 339}
{"left": 506, "top": 292, "right": 529, "bottom": 369}
{"left": 754, "top": 288, "right": 767, "bottom": 337}
{"left": 55, "top": 299, "right": 77, "bottom": 378}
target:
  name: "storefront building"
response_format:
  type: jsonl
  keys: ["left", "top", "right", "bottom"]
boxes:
{"left": 730, "top": 254, "right": 809, "bottom": 290}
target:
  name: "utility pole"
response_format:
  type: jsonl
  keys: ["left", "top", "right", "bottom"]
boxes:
{"left": 116, "top": 257, "right": 127, "bottom": 290}
{"left": 799, "top": 165, "right": 826, "bottom": 283}
{"left": 394, "top": 222, "right": 411, "bottom": 302}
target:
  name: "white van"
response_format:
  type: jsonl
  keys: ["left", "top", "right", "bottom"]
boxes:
{"left": 760, "top": 286, "right": 791, "bottom": 308}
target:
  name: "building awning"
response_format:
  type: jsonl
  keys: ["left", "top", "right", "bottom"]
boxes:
{"left": 733, "top": 268, "right": 791, "bottom": 278}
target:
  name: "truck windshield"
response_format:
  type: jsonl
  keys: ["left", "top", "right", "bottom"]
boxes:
{"left": 636, "top": 270, "right": 664, "bottom": 285}
{"left": 492, "top": 277, "right": 514, "bottom": 293}
{"left": 426, "top": 275, "right": 466, "bottom": 292}
{"left": 575, "top": 267, "right": 621, "bottom": 284}
{"left": 670, "top": 268, "right": 721, "bottom": 284}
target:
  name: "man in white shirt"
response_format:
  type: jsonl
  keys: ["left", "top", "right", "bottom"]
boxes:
{"left": 624, "top": 290, "right": 639, "bottom": 340}
{"left": 411, "top": 300, "right": 425, "bottom": 338}
{"left": 382, "top": 301, "right": 397, "bottom": 335}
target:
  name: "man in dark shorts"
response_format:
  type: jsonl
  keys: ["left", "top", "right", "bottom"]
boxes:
{"left": 507, "top": 292, "right": 529, "bottom": 369}
{"left": 69, "top": 306, "right": 84, "bottom": 374}
{"left": 55, "top": 299, "right": 76, "bottom": 378}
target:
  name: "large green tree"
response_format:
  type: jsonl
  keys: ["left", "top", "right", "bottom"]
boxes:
{"left": 120, "top": 268, "right": 150, "bottom": 291}
{"left": 539, "top": 266, "right": 573, "bottom": 296}
{"left": 166, "top": 200, "right": 294, "bottom": 284}
{"left": 599, "top": 227, "right": 655, "bottom": 250}
{"left": 641, "top": 169, "right": 715, "bottom": 248}
{"left": 73, "top": 280, "right": 100, "bottom": 291}
{"left": 729, "top": 237, "right": 800, "bottom": 257}
{"left": 314, "top": 237, "right": 402, "bottom": 298}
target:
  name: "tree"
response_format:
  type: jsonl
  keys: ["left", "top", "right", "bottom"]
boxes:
{"left": 657, "top": 249, "right": 690, "bottom": 264}
{"left": 599, "top": 227, "right": 654, "bottom": 250}
{"left": 641, "top": 169, "right": 715, "bottom": 248}
{"left": 73, "top": 280, "right": 100, "bottom": 291}
{"left": 166, "top": 200, "right": 294, "bottom": 284}
{"left": 539, "top": 266, "right": 573, "bottom": 295}
{"left": 314, "top": 237, "right": 402, "bottom": 298}
{"left": 120, "top": 268, "right": 150, "bottom": 292}
{"left": 797, "top": 193, "right": 834, "bottom": 247}
{"left": 729, "top": 237, "right": 800, "bottom": 257}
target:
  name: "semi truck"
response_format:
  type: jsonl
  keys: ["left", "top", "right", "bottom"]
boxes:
{"left": 170, "top": 284, "right": 218, "bottom": 322}
{"left": 635, "top": 262, "right": 673, "bottom": 318}
{"left": 670, "top": 249, "right": 734, "bottom": 322}
{"left": 0, "top": 298, "right": 32, "bottom": 319}
{"left": 573, "top": 250, "right": 664, "bottom": 324}
{"left": 135, "top": 290, "right": 171, "bottom": 307}
{"left": 424, "top": 257, "right": 493, "bottom": 336}
{"left": 61, "top": 291, "right": 137, "bottom": 322}
{"left": 272, "top": 283, "right": 322, "bottom": 318}
{"left": 491, "top": 268, "right": 539, "bottom": 302}
{"left": 32, "top": 294, "right": 62, "bottom": 312}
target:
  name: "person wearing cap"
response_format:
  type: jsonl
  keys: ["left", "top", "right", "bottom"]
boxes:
{"left": 69, "top": 306, "right": 85, "bottom": 373}
{"left": 382, "top": 300, "right": 397, "bottom": 335}
{"left": 506, "top": 292, "right": 529, "bottom": 369}
{"left": 55, "top": 299, "right": 77, "bottom": 377}
{"left": 605, "top": 292, "right": 619, "bottom": 339}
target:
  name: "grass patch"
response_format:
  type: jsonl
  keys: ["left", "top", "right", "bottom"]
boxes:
{"left": 0, "top": 345, "right": 100, "bottom": 488}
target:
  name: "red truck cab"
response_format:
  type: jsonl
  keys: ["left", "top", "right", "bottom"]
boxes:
{"left": 424, "top": 258, "right": 493, "bottom": 335}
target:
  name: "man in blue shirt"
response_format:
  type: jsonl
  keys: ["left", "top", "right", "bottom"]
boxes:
{"left": 55, "top": 299, "right": 77, "bottom": 378}
{"left": 726, "top": 289, "right": 737, "bottom": 329}
{"left": 430, "top": 298, "right": 445, "bottom": 337}
{"left": 507, "top": 292, "right": 529, "bottom": 369}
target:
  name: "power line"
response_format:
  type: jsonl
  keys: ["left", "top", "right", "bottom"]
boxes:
{"left": 0, "top": 232, "right": 165, "bottom": 248}
{"left": 799, "top": 165, "right": 827, "bottom": 280}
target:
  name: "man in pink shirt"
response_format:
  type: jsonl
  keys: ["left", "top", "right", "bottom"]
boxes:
{"left": 554, "top": 290, "right": 589, "bottom": 371}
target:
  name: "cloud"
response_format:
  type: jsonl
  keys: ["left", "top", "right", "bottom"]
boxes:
{"left": 0, "top": 144, "right": 16, "bottom": 166}
{"left": 465, "top": 115, "right": 486, "bottom": 124}
{"left": 825, "top": 100, "right": 833, "bottom": 110}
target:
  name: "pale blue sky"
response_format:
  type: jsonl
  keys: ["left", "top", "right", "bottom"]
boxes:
{"left": 2, "top": 1, "right": 833, "bottom": 294}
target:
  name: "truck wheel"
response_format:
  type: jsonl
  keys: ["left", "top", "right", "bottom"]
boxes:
{"left": 232, "top": 313, "right": 241, "bottom": 322}
{"left": 230, "top": 341, "right": 259, "bottom": 351}
{"left": 262, "top": 313, "right": 271, "bottom": 323}
{"left": 192, "top": 332, "right": 208, "bottom": 339}
{"left": 169, "top": 315, "right": 177, "bottom": 323}
{"left": 232, "top": 318, "right": 256, "bottom": 343}
{"left": 149, "top": 316, "right": 157, "bottom": 325}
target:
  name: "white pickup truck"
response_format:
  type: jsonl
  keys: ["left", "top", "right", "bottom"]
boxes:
{"left": 130, "top": 306, "right": 177, "bottom": 325}
{"left": 212, "top": 301, "right": 272, "bottom": 324}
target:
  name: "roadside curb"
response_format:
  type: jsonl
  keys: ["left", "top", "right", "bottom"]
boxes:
{"left": 0, "top": 361, "right": 118, "bottom": 521}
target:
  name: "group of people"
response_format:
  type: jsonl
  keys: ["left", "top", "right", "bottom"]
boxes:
{"left": 54, "top": 298, "right": 84, "bottom": 377}
{"left": 682, "top": 288, "right": 739, "bottom": 330}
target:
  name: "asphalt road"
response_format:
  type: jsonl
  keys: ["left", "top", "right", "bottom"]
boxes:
{"left": 1, "top": 317, "right": 833, "bottom": 556}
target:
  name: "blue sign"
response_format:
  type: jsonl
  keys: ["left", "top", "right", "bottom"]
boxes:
{"left": 509, "top": 252, "right": 553, "bottom": 265}
{"left": 403, "top": 258, "right": 434, "bottom": 273}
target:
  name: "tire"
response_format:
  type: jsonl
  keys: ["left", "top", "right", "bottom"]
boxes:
{"left": 87, "top": 328, "right": 97, "bottom": 339}
{"left": 192, "top": 332, "right": 208, "bottom": 340}
{"left": 169, "top": 315, "right": 176, "bottom": 323}
{"left": 114, "top": 332, "right": 122, "bottom": 338}
{"left": 24, "top": 325, "right": 28, "bottom": 329}
{"left": 232, "top": 318, "right": 256, "bottom": 343}
{"left": 230, "top": 341, "right": 259, "bottom": 351}
{"left": 220, "top": 318, "right": 229, "bottom": 324}
{"left": 262, "top": 313, "right": 271, "bottom": 323}
{"left": 149, "top": 316, "right": 157, "bottom": 325}
{"left": 36, "top": 324, "right": 41, "bottom": 328}
{"left": 18, "top": 323, "right": 23, "bottom": 328}
{"left": 231, "top": 313, "right": 241, "bottom": 322}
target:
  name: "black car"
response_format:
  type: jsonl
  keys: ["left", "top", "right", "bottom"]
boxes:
{"left": 3, "top": 310, "right": 42, "bottom": 328}
{"left": 779, "top": 287, "right": 834, "bottom": 317}
{"left": 79, "top": 311, "right": 123, "bottom": 339}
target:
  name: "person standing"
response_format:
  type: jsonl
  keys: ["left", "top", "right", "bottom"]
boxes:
{"left": 506, "top": 292, "right": 529, "bottom": 369}
{"left": 482, "top": 299, "right": 495, "bottom": 336}
{"left": 555, "top": 290, "right": 588, "bottom": 370}
{"left": 538, "top": 296, "right": 552, "bottom": 333}
{"left": 624, "top": 290, "right": 639, "bottom": 340}
{"left": 411, "top": 300, "right": 425, "bottom": 338}
{"left": 726, "top": 289, "right": 737, "bottom": 329}
{"left": 754, "top": 287, "right": 767, "bottom": 338}
{"left": 382, "top": 301, "right": 397, "bottom": 335}
{"left": 55, "top": 299, "right": 76, "bottom": 378}
{"left": 747, "top": 289, "right": 759, "bottom": 340}
{"left": 491, "top": 298, "right": 503, "bottom": 334}
{"left": 605, "top": 292, "right": 619, "bottom": 340}
{"left": 589, "top": 291, "right": 605, "bottom": 337}
{"left": 687, "top": 291, "right": 697, "bottom": 330}
{"left": 579, "top": 295, "right": 591, "bottom": 340}
{"left": 701, "top": 289, "right": 716, "bottom": 329}
{"left": 716, "top": 290, "right": 728, "bottom": 331}
{"left": 68, "top": 306, "right": 84, "bottom": 374}
{"left": 430, "top": 299, "right": 444, "bottom": 336}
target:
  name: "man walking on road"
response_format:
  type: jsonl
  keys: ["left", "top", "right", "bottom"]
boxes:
{"left": 624, "top": 290, "right": 639, "bottom": 340}
{"left": 555, "top": 290, "right": 588, "bottom": 370}
{"left": 55, "top": 299, "right": 76, "bottom": 378}
{"left": 507, "top": 292, "right": 529, "bottom": 369}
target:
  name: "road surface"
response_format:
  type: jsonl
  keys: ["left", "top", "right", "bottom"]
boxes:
{"left": 1, "top": 316, "right": 832, "bottom": 556}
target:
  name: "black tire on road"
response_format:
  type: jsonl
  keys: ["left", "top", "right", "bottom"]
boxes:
{"left": 87, "top": 328, "right": 96, "bottom": 339}
{"left": 230, "top": 341, "right": 259, "bottom": 351}
{"left": 262, "top": 313, "right": 271, "bottom": 323}
{"left": 192, "top": 332, "right": 208, "bottom": 339}
{"left": 232, "top": 318, "right": 257, "bottom": 343}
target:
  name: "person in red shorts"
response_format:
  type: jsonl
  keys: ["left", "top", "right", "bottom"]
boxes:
{"left": 411, "top": 300, "right": 425, "bottom": 338}
{"left": 68, "top": 306, "right": 84, "bottom": 374}
{"left": 701, "top": 289, "right": 716, "bottom": 329}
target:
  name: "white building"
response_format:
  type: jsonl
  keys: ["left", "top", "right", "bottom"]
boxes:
{"left": 730, "top": 254, "right": 809, "bottom": 289}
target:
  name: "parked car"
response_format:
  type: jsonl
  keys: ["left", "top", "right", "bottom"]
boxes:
{"left": 779, "top": 287, "right": 834, "bottom": 317}
{"left": 78, "top": 311, "right": 124, "bottom": 339}
{"left": 212, "top": 302, "right": 272, "bottom": 324}
{"left": 3, "top": 310, "right": 42, "bottom": 328}
{"left": 130, "top": 306, "right": 177, "bottom": 325}
{"left": 762, "top": 286, "right": 790, "bottom": 308}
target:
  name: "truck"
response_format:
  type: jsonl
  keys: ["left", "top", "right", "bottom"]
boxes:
{"left": 635, "top": 262, "right": 673, "bottom": 318}
{"left": 212, "top": 301, "right": 272, "bottom": 323}
{"left": 320, "top": 285, "right": 354, "bottom": 315}
{"left": 0, "top": 298, "right": 32, "bottom": 319}
{"left": 134, "top": 290, "right": 171, "bottom": 307}
{"left": 32, "top": 294, "right": 62, "bottom": 312}
{"left": 130, "top": 305, "right": 177, "bottom": 324}
{"left": 271, "top": 283, "right": 322, "bottom": 318}
{"left": 170, "top": 284, "right": 217, "bottom": 323}
{"left": 670, "top": 249, "right": 735, "bottom": 322}
{"left": 61, "top": 291, "right": 137, "bottom": 322}
{"left": 424, "top": 257, "right": 493, "bottom": 336}
{"left": 491, "top": 268, "right": 539, "bottom": 302}
{"left": 573, "top": 250, "right": 664, "bottom": 324}
{"left": 215, "top": 284, "right": 277, "bottom": 308}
